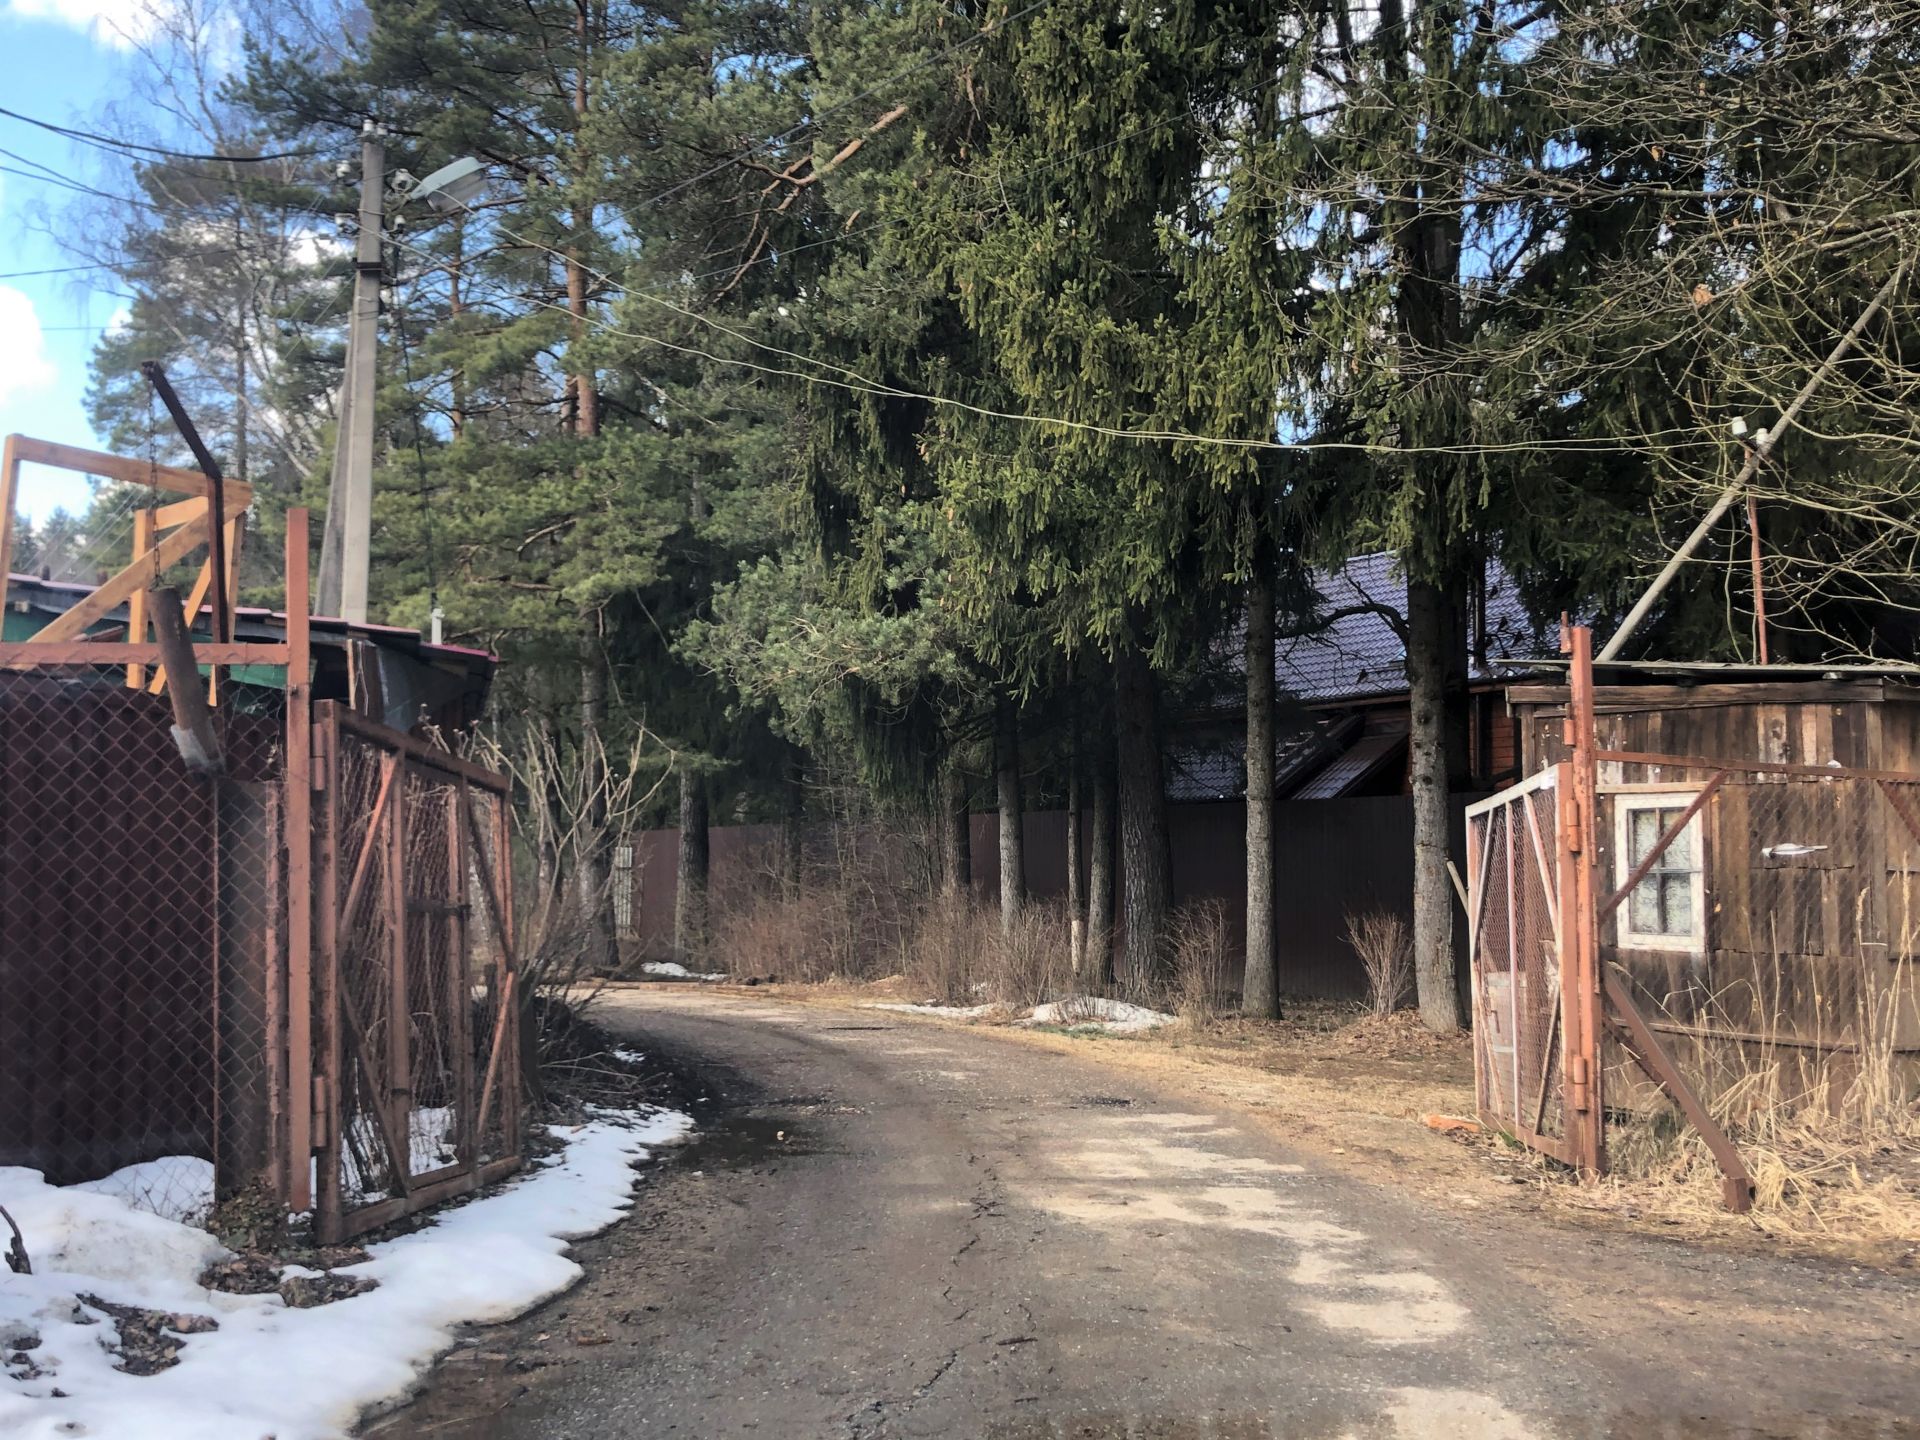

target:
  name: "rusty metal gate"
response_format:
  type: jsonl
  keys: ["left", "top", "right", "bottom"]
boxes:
{"left": 1465, "top": 627, "right": 1608, "bottom": 1179}
{"left": 1465, "top": 767, "right": 1588, "bottom": 1161}
{"left": 310, "top": 704, "right": 520, "bottom": 1242}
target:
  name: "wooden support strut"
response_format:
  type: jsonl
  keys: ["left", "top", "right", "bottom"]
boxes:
{"left": 1603, "top": 966, "right": 1755, "bottom": 1213}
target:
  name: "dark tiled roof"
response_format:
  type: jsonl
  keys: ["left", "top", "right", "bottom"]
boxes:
{"left": 1275, "top": 552, "right": 1542, "bottom": 703}
{"left": 1164, "top": 714, "right": 1364, "bottom": 803}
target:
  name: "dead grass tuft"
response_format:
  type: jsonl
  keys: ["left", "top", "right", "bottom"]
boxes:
{"left": 1343, "top": 908, "right": 1414, "bottom": 1019}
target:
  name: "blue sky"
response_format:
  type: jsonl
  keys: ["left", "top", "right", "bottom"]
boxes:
{"left": 0, "top": 1, "right": 150, "bottom": 523}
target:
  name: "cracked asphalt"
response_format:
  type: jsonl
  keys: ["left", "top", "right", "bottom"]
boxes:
{"left": 367, "top": 990, "right": 1920, "bottom": 1440}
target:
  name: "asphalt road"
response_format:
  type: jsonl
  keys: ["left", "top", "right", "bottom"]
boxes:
{"left": 369, "top": 990, "right": 1919, "bottom": 1440}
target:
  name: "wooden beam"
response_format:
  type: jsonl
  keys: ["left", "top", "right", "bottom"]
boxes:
{"left": 0, "top": 435, "right": 17, "bottom": 625}
{"left": 126, "top": 509, "right": 154, "bottom": 688}
{"left": 148, "top": 586, "right": 224, "bottom": 776}
{"left": 28, "top": 514, "right": 210, "bottom": 645}
{"left": 334, "top": 706, "right": 513, "bottom": 793}
{"left": 7, "top": 434, "right": 252, "bottom": 506}
{"left": 0, "top": 641, "right": 286, "bottom": 666}
{"left": 152, "top": 495, "right": 247, "bottom": 530}
{"left": 1603, "top": 966, "right": 1754, "bottom": 1212}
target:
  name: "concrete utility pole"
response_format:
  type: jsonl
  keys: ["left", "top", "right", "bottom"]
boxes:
{"left": 320, "top": 121, "right": 385, "bottom": 623}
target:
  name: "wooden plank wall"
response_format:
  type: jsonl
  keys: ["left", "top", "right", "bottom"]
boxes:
{"left": 1510, "top": 684, "right": 1920, "bottom": 1056}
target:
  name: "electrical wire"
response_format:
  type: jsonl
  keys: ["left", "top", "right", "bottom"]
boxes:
{"left": 0, "top": 103, "right": 326, "bottom": 164}
{"left": 386, "top": 226, "right": 1710, "bottom": 461}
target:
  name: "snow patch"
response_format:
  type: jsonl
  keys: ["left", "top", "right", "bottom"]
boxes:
{"left": 863, "top": 1002, "right": 996, "bottom": 1018}
{"left": 640, "top": 962, "right": 727, "bottom": 981}
{"left": 0, "top": 1109, "right": 692, "bottom": 1440}
{"left": 1024, "top": 997, "right": 1176, "bottom": 1033}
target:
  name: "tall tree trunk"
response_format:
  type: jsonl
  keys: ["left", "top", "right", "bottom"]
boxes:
{"left": 1407, "top": 578, "right": 1463, "bottom": 1033}
{"left": 780, "top": 747, "right": 805, "bottom": 901}
{"left": 994, "top": 696, "right": 1025, "bottom": 933}
{"left": 1066, "top": 729, "right": 1084, "bottom": 971}
{"left": 1114, "top": 642, "right": 1172, "bottom": 987}
{"left": 1243, "top": 571, "right": 1280, "bottom": 1019}
{"left": 674, "top": 768, "right": 710, "bottom": 962}
{"left": 578, "top": 624, "right": 619, "bottom": 973}
{"left": 942, "top": 747, "right": 972, "bottom": 900}
{"left": 1087, "top": 740, "right": 1116, "bottom": 987}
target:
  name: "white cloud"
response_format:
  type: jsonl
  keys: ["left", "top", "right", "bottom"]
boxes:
{"left": 0, "top": 286, "right": 59, "bottom": 404}
{"left": 2, "top": 0, "right": 163, "bottom": 48}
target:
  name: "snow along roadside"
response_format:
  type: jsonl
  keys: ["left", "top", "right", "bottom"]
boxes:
{"left": 862, "top": 996, "right": 1177, "bottom": 1033}
{"left": 0, "top": 1109, "right": 692, "bottom": 1440}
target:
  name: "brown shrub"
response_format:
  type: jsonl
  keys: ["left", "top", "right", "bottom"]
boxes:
{"left": 1344, "top": 909, "right": 1413, "bottom": 1018}
{"left": 1170, "top": 900, "right": 1235, "bottom": 1024}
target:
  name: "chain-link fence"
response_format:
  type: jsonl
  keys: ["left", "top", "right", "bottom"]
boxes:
{"left": 0, "top": 659, "right": 287, "bottom": 1225}
{"left": 0, "top": 665, "right": 520, "bottom": 1238}
{"left": 1466, "top": 767, "right": 1584, "bottom": 1165}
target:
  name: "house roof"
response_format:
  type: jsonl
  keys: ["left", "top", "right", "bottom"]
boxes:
{"left": 1275, "top": 552, "right": 1543, "bottom": 704}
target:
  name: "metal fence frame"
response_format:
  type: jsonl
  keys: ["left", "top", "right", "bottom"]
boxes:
{"left": 1463, "top": 624, "right": 1920, "bottom": 1211}
{"left": 310, "top": 703, "right": 520, "bottom": 1242}
{"left": 0, "top": 503, "right": 522, "bottom": 1234}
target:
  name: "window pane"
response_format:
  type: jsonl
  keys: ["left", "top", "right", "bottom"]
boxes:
{"left": 1661, "top": 874, "right": 1694, "bottom": 935}
{"left": 1630, "top": 876, "right": 1662, "bottom": 933}
{"left": 1630, "top": 809, "right": 1661, "bottom": 862}
{"left": 1662, "top": 810, "right": 1694, "bottom": 866}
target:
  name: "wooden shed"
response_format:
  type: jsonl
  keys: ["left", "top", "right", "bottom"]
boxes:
{"left": 1507, "top": 666, "right": 1920, "bottom": 1084}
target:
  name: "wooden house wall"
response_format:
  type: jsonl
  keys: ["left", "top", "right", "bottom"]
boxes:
{"left": 1507, "top": 684, "right": 1920, "bottom": 1055}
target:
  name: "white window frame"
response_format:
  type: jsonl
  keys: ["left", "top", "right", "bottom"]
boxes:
{"left": 1611, "top": 790, "right": 1708, "bottom": 953}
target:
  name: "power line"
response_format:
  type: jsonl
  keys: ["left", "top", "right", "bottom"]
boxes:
{"left": 386, "top": 227, "right": 1709, "bottom": 462}
{"left": 0, "top": 104, "right": 325, "bottom": 165}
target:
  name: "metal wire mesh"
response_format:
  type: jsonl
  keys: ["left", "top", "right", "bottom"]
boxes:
{"left": 1598, "top": 760, "right": 1920, "bottom": 1133}
{"left": 318, "top": 717, "right": 518, "bottom": 1238}
{"left": 0, "top": 659, "right": 285, "bottom": 1225}
{"left": 1469, "top": 773, "right": 1566, "bottom": 1142}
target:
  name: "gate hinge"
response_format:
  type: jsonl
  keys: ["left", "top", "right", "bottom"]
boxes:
{"left": 311, "top": 722, "right": 328, "bottom": 791}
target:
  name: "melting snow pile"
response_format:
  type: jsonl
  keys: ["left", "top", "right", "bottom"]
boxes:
{"left": 864, "top": 1002, "right": 997, "bottom": 1019}
{"left": 1024, "top": 997, "right": 1176, "bottom": 1033}
{"left": 640, "top": 961, "right": 727, "bottom": 981}
{"left": 0, "top": 1109, "right": 691, "bottom": 1440}
{"left": 862, "top": 997, "right": 1176, "bottom": 1032}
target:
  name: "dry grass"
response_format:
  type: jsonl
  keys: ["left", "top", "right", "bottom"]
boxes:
{"left": 1584, "top": 964, "right": 1920, "bottom": 1256}
{"left": 1343, "top": 909, "right": 1413, "bottom": 1019}
{"left": 1169, "top": 901, "right": 1235, "bottom": 1025}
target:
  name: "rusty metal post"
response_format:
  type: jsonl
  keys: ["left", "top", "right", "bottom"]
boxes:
{"left": 1747, "top": 495, "right": 1770, "bottom": 665}
{"left": 450, "top": 782, "right": 476, "bottom": 1166}
{"left": 284, "top": 509, "right": 315, "bottom": 1212}
{"left": 494, "top": 792, "right": 520, "bottom": 1159}
{"left": 386, "top": 759, "right": 412, "bottom": 1180}
{"left": 140, "top": 362, "right": 230, "bottom": 645}
{"left": 1562, "top": 624, "right": 1605, "bottom": 1176}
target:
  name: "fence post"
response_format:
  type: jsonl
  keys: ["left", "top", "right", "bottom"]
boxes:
{"left": 284, "top": 509, "right": 314, "bottom": 1211}
{"left": 387, "top": 761, "right": 412, "bottom": 1182}
{"left": 1562, "top": 623, "right": 1605, "bottom": 1176}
